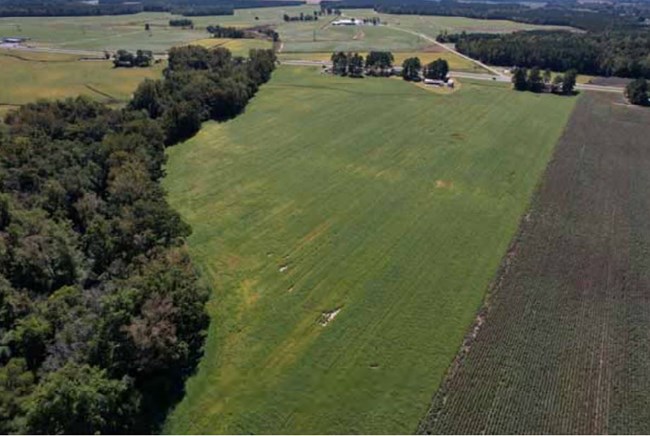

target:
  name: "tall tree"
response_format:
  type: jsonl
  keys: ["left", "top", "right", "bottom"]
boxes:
{"left": 512, "top": 67, "right": 528, "bottom": 91}
{"left": 365, "top": 51, "right": 394, "bottom": 76}
{"left": 424, "top": 59, "right": 449, "bottom": 80}
{"left": 401, "top": 57, "right": 422, "bottom": 81}
{"left": 347, "top": 53, "right": 364, "bottom": 78}
{"left": 625, "top": 78, "right": 649, "bottom": 106}
{"left": 562, "top": 69, "right": 578, "bottom": 95}
{"left": 331, "top": 51, "right": 348, "bottom": 76}
{"left": 528, "top": 67, "right": 544, "bottom": 92}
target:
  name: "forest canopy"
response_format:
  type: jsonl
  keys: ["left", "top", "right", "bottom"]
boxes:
{"left": 0, "top": 45, "right": 276, "bottom": 434}
{"left": 439, "top": 30, "right": 650, "bottom": 79}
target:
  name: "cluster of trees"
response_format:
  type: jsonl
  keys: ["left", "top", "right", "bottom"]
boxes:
{"left": 169, "top": 18, "right": 194, "bottom": 27}
{"left": 113, "top": 49, "right": 154, "bottom": 68}
{"left": 365, "top": 51, "right": 394, "bottom": 76}
{"left": 444, "top": 31, "right": 650, "bottom": 79}
{"left": 0, "top": 45, "right": 276, "bottom": 434}
{"left": 205, "top": 25, "right": 279, "bottom": 42}
{"left": 361, "top": 17, "right": 381, "bottom": 25}
{"left": 625, "top": 78, "right": 649, "bottom": 106}
{"left": 132, "top": 46, "right": 276, "bottom": 143}
{"left": 256, "top": 26, "right": 280, "bottom": 42}
{"left": 401, "top": 57, "right": 449, "bottom": 81}
{"left": 206, "top": 24, "right": 247, "bottom": 38}
{"left": 512, "top": 67, "right": 577, "bottom": 94}
{"left": 319, "top": 6, "right": 342, "bottom": 15}
{"left": 283, "top": 11, "right": 320, "bottom": 21}
{"left": 331, "top": 51, "right": 365, "bottom": 77}
{"left": 331, "top": 51, "right": 396, "bottom": 77}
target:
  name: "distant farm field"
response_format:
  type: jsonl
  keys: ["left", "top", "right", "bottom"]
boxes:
{"left": 420, "top": 92, "right": 650, "bottom": 434}
{"left": 0, "top": 49, "right": 162, "bottom": 108}
{"left": 163, "top": 66, "right": 576, "bottom": 434}
{"left": 0, "top": 5, "right": 576, "bottom": 53}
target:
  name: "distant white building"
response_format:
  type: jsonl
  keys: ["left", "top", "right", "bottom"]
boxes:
{"left": 331, "top": 18, "right": 363, "bottom": 26}
{"left": 424, "top": 78, "right": 446, "bottom": 86}
{"left": 2, "top": 37, "right": 28, "bottom": 44}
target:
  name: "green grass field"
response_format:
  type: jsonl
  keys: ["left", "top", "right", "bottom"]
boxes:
{"left": 162, "top": 66, "right": 577, "bottom": 434}
{"left": 0, "top": 6, "right": 576, "bottom": 53}
{"left": 0, "top": 49, "right": 163, "bottom": 109}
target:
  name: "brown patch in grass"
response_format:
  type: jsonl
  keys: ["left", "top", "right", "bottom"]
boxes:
{"left": 421, "top": 44, "right": 446, "bottom": 53}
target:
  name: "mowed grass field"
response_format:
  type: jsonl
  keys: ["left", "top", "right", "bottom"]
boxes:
{"left": 0, "top": 49, "right": 162, "bottom": 108}
{"left": 420, "top": 92, "right": 650, "bottom": 434}
{"left": 163, "top": 66, "right": 576, "bottom": 434}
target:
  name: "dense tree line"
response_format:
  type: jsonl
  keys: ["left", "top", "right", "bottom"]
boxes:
{"left": 331, "top": 51, "right": 394, "bottom": 77}
{"left": 0, "top": 0, "right": 304, "bottom": 17}
{"left": 169, "top": 18, "right": 194, "bottom": 27}
{"left": 206, "top": 24, "right": 278, "bottom": 42}
{"left": 283, "top": 11, "right": 320, "bottom": 21}
{"left": 0, "top": 0, "right": 143, "bottom": 17}
{"left": 206, "top": 24, "right": 247, "bottom": 38}
{"left": 445, "top": 30, "right": 650, "bottom": 79}
{"left": 0, "top": 45, "right": 276, "bottom": 434}
{"left": 319, "top": 0, "right": 647, "bottom": 31}
{"left": 113, "top": 49, "right": 154, "bottom": 68}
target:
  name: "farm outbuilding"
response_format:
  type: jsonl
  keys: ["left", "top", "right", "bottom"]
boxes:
{"left": 424, "top": 78, "right": 446, "bottom": 86}
{"left": 332, "top": 18, "right": 363, "bottom": 26}
{"left": 2, "top": 37, "right": 28, "bottom": 44}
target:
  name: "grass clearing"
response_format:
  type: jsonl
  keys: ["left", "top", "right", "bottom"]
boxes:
{"left": 163, "top": 65, "right": 576, "bottom": 434}
{"left": 420, "top": 92, "right": 650, "bottom": 434}
{"left": 0, "top": 49, "right": 162, "bottom": 106}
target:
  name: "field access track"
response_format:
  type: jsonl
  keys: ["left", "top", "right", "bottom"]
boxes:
{"left": 419, "top": 92, "right": 650, "bottom": 434}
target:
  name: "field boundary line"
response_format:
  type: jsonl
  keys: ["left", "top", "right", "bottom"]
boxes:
{"left": 84, "top": 84, "right": 121, "bottom": 102}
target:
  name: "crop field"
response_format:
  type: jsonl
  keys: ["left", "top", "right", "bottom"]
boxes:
{"left": 419, "top": 92, "right": 650, "bottom": 434}
{"left": 0, "top": 49, "right": 162, "bottom": 109}
{"left": 162, "top": 66, "right": 576, "bottom": 434}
